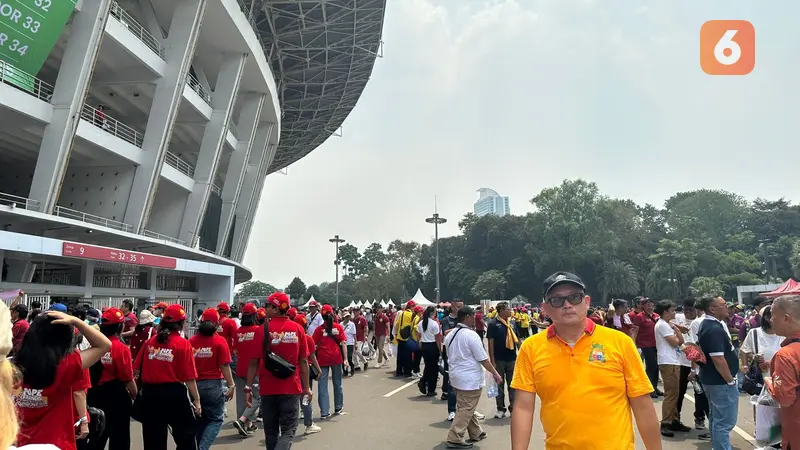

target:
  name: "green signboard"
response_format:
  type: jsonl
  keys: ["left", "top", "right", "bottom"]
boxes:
{"left": 0, "top": 0, "right": 78, "bottom": 77}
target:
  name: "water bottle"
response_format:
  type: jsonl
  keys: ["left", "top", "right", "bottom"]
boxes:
{"left": 301, "top": 394, "right": 311, "bottom": 406}
{"left": 693, "top": 381, "right": 704, "bottom": 395}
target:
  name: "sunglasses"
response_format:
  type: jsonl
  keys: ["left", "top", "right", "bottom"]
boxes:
{"left": 544, "top": 292, "right": 585, "bottom": 308}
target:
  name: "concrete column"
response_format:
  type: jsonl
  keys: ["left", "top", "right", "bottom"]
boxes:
{"left": 235, "top": 144, "right": 277, "bottom": 260}
{"left": 229, "top": 134, "right": 275, "bottom": 261}
{"left": 124, "top": 0, "right": 208, "bottom": 232}
{"left": 178, "top": 54, "right": 247, "bottom": 246}
{"left": 216, "top": 104, "right": 268, "bottom": 255}
{"left": 28, "top": 0, "right": 113, "bottom": 212}
{"left": 82, "top": 261, "right": 95, "bottom": 299}
{"left": 148, "top": 268, "right": 158, "bottom": 298}
{"left": 4, "top": 260, "right": 37, "bottom": 283}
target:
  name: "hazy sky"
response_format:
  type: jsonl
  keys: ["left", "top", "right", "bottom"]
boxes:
{"left": 243, "top": 0, "right": 799, "bottom": 289}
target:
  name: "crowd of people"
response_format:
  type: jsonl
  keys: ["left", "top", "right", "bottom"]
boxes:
{"left": 0, "top": 271, "right": 799, "bottom": 450}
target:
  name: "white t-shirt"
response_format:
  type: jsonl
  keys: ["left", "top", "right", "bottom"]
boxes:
{"left": 655, "top": 319, "right": 688, "bottom": 366}
{"left": 307, "top": 312, "right": 324, "bottom": 336}
{"left": 416, "top": 319, "right": 440, "bottom": 343}
{"left": 444, "top": 325, "right": 488, "bottom": 391}
{"left": 343, "top": 321, "right": 356, "bottom": 345}
{"left": 741, "top": 327, "right": 784, "bottom": 375}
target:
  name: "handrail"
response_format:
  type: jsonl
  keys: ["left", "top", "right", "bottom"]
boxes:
{"left": 52, "top": 206, "right": 134, "bottom": 233}
{"left": 0, "top": 192, "right": 41, "bottom": 211}
{"left": 210, "top": 184, "right": 222, "bottom": 196}
{"left": 164, "top": 151, "right": 195, "bottom": 178}
{"left": 109, "top": 2, "right": 166, "bottom": 59}
{"left": 199, "top": 247, "right": 215, "bottom": 254}
{"left": 80, "top": 104, "right": 144, "bottom": 147}
{"left": 186, "top": 72, "right": 212, "bottom": 105}
{"left": 143, "top": 229, "right": 186, "bottom": 246}
{"left": 0, "top": 60, "right": 54, "bottom": 102}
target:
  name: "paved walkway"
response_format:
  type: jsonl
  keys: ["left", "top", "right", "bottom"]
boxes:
{"left": 132, "top": 364, "right": 759, "bottom": 450}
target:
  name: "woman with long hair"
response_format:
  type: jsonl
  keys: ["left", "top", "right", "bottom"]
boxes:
{"left": 312, "top": 305, "right": 349, "bottom": 419}
{"left": 86, "top": 307, "right": 137, "bottom": 450}
{"left": 13, "top": 309, "right": 111, "bottom": 450}
{"left": 133, "top": 304, "right": 200, "bottom": 450}
{"left": 416, "top": 306, "right": 442, "bottom": 396}
{"left": 189, "top": 309, "right": 235, "bottom": 450}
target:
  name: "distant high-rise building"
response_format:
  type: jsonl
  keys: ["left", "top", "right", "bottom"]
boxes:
{"left": 474, "top": 188, "right": 511, "bottom": 217}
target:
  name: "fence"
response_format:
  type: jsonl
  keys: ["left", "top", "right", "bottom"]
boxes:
{"left": 109, "top": 2, "right": 166, "bottom": 58}
{"left": 0, "top": 192, "right": 40, "bottom": 211}
{"left": 0, "top": 60, "right": 54, "bottom": 102}
{"left": 143, "top": 229, "right": 186, "bottom": 245}
{"left": 80, "top": 104, "right": 145, "bottom": 147}
{"left": 164, "top": 151, "right": 195, "bottom": 178}
{"left": 186, "top": 72, "right": 212, "bottom": 105}
{"left": 53, "top": 205, "right": 135, "bottom": 233}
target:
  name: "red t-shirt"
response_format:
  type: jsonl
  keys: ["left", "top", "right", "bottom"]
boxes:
{"left": 312, "top": 323, "right": 345, "bottom": 367}
{"left": 98, "top": 336, "right": 134, "bottom": 385}
{"left": 254, "top": 317, "right": 308, "bottom": 396}
{"left": 123, "top": 312, "right": 138, "bottom": 335}
{"left": 190, "top": 333, "right": 232, "bottom": 380}
{"left": 475, "top": 312, "right": 485, "bottom": 331}
{"left": 355, "top": 316, "right": 368, "bottom": 342}
{"left": 11, "top": 319, "right": 29, "bottom": 353}
{"left": 134, "top": 331, "right": 198, "bottom": 384}
{"left": 374, "top": 313, "right": 389, "bottom": 337}
{"left": 15, "top": 352, "right": 84, "bottom": 450}
{"left": 217, "top": 316, "right": 238, "bottom": 353}
{"left": 234, "top": 324, "right": 264, "bottom": 379}
{"left": 305, "top": 334, "right": 316, "bottom": 358}
{"left": 632, "top": 311, "right": 660, "bottom": 348}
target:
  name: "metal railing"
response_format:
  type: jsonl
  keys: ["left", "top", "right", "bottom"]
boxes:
{"left": 109, "top": 2, "right": 166, "bottom": 58}
{"left": 227, "top": 120, "right": 237, "bottom": 138}
{"left": 198, "top": 247, "right": 215, "bottom": 254}
{"left": 0, "top": 60, "right": 54, "bottom": 102}
{"left": 186, "top": 72, "right": 212, "bottom": 105}
{"left": 142, "top": 229, "right": 186, "bottom": 246}
{"left": 0, "top": 192, "right": 40, "bottom": 211}
{"left": 210, "top": 184, "right": 222, "bottom": 196}
{"left": 80, "top": 104, "right": 144, "bottom": 147}
{"left": 156, "top": 275, "right": 197, "bottom": 292}
{"left": 164, "top": 151, "right": 195, "bottom": 178}
{"left": 93, "top": 274, "right": 144, "bottom": 289}
{"left": 53, "top": 206, "right": 135, "bottom": 233}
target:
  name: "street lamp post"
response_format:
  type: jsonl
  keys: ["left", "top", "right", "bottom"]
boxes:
{"left": 758, "top": 239, "right": 771, "bottom": 282}
{"left": 329, "top": 235, "right": 345, "bottom": 308}
{"left": 425, "top": 212, "right": 447, "bottom": 304}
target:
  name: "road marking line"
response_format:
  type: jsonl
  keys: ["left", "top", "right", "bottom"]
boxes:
{"left": 683, "top": 394, "right": 757, "bottom": 446}
{"left": 383, "top": 380, "right": 418, "bottom": 398}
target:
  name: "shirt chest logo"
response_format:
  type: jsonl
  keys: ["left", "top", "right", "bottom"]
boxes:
{"left": 270, "top": 331, "right": 298, "bottom": 345}
{"left": 589, "top": 343, "right": 607, "bottom": 364}
{"left": 148, "top": 347, "right": 174, "bottom": 362}
{"left": 101, "top": 351, "right": 112, "bottom": 365}
{"left": 238, "top": 331, "right": 255, "bottom": 342}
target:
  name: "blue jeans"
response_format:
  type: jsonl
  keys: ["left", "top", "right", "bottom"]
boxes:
{"left": 196, "top": 379, "right": 225, "bottom": 450}
{"left": 318, "top": 365, "right": 343, "bottom": 417}
{"left": 704, "top": 383, "right": 739, "bottom": 450}
{"left": 302, "top": 377, "right": 313, "bottom": 427}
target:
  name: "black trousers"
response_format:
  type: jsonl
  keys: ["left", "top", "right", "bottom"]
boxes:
{"left": 676, "top": 365, "right": 691, "bottom": 417}
{"left": 88, "top": 380, "right": 132, "bottom": 450}
{"left": 140, "top": 383, "right": 197, "bottom": 450}
{"left": 421, "top": 343, "right": 440, "bottom": 394}
{"left": 694, "top": 380, "right": 709, "bottom": 421}
{"left": 641, "top": 347, "right": 659, "bottom": 391}
{"left": 396, "top": 340, "right": 412, "bottom": 376}
{"left": 441, "top": 347, "right": 450, "bottom": 392}
{"left": 412, "top": 346, "right": 421, "bottom": 373}
{"left": 345, "top": 344, "right": 354, "bottom": 374}
{"left": 261, "top": 394, "right": 300, "bottom": 450}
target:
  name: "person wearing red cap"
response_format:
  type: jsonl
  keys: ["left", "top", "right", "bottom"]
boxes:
{"left": 216, "top": 302, "right": 239, "bottom": 374}
{"left": 392, "top": 301, "right": 417, "bottom": 377}
{"left": 152, "top": 302, "right": 168, "bottom": 325}
{"left": 86, "top": 307, "right": 137, "bottom": 450}
{"left": 232, "top": 303, "right": 263, "bottom": 437}
{"left": 190, "top": 308, "right": 235, "bottom": 450}
{"left": 133, "top": 304, "right": 200, "bottom": 450}
{"left": 244, "top": 292, "right": 311, "bottom": 448}
{"left": 311, "top": 304, "right": 349, "bottom": 418}
{"left": 287, "top": 307, "right": 298, "bottom": 320}
{"left": 294, "top": 313, "right": 322, "bottom": 435}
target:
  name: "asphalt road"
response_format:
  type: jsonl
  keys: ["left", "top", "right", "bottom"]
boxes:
{"left": 131, "top": 361, "right": 760, "bottom": 450}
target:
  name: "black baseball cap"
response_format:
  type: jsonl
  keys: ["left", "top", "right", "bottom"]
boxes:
{"left": 542, "top": 272, "right": 586, "bottom": 297}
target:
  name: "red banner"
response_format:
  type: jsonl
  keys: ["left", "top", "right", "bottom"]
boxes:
{"left": 62, "top": 242, "right": 177, "bottom": 269}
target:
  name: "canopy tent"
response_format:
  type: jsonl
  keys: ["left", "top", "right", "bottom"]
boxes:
{"left": 300, "top": 295, "right": 318, "bottom": 308}
{"left": 387, "top": 299, "right": 395, "bottom": 306}
{"left": 409, "top": 289, "right": 435, "bottom": 306}
{"left": 761, "top": 279, "right": 800, "bottom": 298}
{"left": 380, "top": 300, "right": 388, "bottom": 308}
{"left": 346, "top": 300, "right": 359, "bottom": 309}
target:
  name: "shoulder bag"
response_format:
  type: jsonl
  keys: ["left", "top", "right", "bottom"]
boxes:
{"left": 262, "top": 320, "right": 297, "bottom": 379}
{"left": 399, "top": 312, "right": 413, "bottom": 340}
{"left": 742, "top": 328, "right": 764, "bottom": 395}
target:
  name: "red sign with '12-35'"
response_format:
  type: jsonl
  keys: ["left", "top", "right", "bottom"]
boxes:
{"left": 62, "top": 242, "right": 178, "bottom": 269}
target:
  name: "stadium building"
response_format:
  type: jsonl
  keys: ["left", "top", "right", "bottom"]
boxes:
{"left": 0, "top": 0, "right": 386, "bottom": 311}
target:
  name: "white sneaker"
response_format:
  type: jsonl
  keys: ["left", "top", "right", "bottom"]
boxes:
{"left": 494, "top": 410, "right": 505, "bottom": 419}
{"left": 305, "top": 424, "right": 322, "bottom": 435}
{"left": 474, "top": 411, "right": 485, "bottom": 420}
{"left": 447, "top": 412, "right": 456, "bottom": 421}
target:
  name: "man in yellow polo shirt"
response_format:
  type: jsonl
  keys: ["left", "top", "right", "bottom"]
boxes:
{"left": 510, "top": 271, "right": 662, "bottom": 450}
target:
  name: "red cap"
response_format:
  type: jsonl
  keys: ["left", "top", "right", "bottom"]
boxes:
{"left": 241, "top": 303, "right": 257, "bottom": 315}
{"left": 162, "top": 304, "right": 187, "bottom": 323}
{"left": 413, "top": 305, "right": 423, "bottom": 314}
{"left": 217, "top": 302, "right": 231, "bottom": 312}
{"left": 257, "top": 308, "right": 267, "bottom": 319}
{"left": 102, "top": 307, "right": 125, "bottom": 325}
{"left": 287, "top": 307, "right": 298, "bottom": 319}
{"left": 294, "top": 314, "right": 308, "bottom": 327}
{"left": 308, "top": 300, "right": 319, "bottom": 308}
{"left": 321, "top": 304, "right": 334, "bottom": 315}
{"left": 201, "top": 308, "right": 220, "bottom": 323}
{"left": 154, "top": 302, "right": 168, "bottom": 310}
{"left": 406, "top": 300, "right": 416, "bottom": 308}
{"left": 267, "top": 292, "right": 291, "bottom": 310}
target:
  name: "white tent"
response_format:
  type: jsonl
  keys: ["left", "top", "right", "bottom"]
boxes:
{"left": 355, "top": 300, "right": 363, "bottom": 308}
{"left": 301, "top": 295, "right": 318, "bottom": 308}
{"left": 380, "top": 300, "right": 388, "bottom": 308}
{"left": 387, "top": 299, "right": 395, "bottom": 306}
{"left": 409, "top": 289, "right": 435, "bottom": 306}
{"left": 346, "top": 300, "right": 358, "bottom": 309}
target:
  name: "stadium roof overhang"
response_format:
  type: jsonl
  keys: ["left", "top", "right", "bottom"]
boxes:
{"left": 249, "top": 0, "right": 386, "bottom": 174}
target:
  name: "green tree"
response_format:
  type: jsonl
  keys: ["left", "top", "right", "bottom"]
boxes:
{"left": 285, "top": 277, "right": 307, "bottom": 302}
{"left": 304, "top": 284, "right": 322, "bottom": 301}
{"left": 337, "top": 243, "right": 362, "bottom": 277}
{"left": 236, "top": 280, "right": 278, "bottom": 297}
{"left": 689, "top": 276, "right": 724, "bottom": 298}
{"left": 598, "top": 260, "right": 640, "bottom": 304}
{"left": 471, "top": 270, "right": 507, "bottom": 300}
